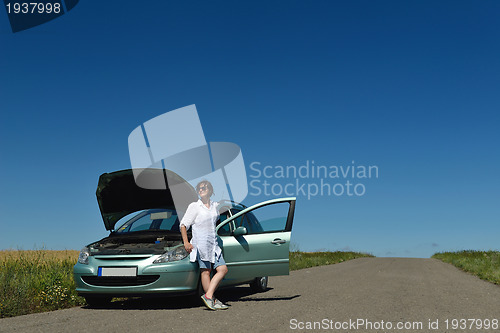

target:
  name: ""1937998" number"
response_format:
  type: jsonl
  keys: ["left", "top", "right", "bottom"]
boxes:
{"left": 6, "top": 2, "right": 61, "bottom": 14}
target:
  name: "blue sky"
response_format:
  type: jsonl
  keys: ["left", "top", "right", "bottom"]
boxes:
{"left": 0, "top": 1, "right": 499, "bottom": 257}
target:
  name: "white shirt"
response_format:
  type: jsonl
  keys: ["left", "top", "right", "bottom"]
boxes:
{"left": 180, "top": 199, "right": 221, "bottom": 263}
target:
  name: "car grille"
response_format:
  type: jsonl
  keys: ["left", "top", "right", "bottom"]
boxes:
{"left": 82, "top": 275, "right": 160, "bottom": 287}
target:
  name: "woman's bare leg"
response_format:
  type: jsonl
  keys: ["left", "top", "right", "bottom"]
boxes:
{"left": 205, "top": 265, "right": 228, "bottom": 299}
{"left": 200, "top": 269, "right": 211, "bottom": 293}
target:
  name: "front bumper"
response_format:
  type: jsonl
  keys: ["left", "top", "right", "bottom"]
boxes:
{"left": 73, "top": 255, "right": 199, "bottom": 296}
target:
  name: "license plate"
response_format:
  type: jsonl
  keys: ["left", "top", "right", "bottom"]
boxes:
{"left": 98, "top": 267, "right": 137, "bottom": 277}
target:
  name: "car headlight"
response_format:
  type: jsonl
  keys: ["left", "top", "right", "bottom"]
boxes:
{"left": 153, "top": 246, "right": 188, "bottom": 263}
{"left": 78, "top": 246, "right": 90, "bottom": 264}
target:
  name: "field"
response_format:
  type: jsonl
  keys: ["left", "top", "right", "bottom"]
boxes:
{"left": 289, "top": 250, "right": 374, "bottom": 270}
{"left": 432, "top": 250, "right": 500, "bottom": 285}
{"left": 0, "top": 250, "right": 84, "bottom": 318}
{"left": 0, "top": 249, "right": 372, "bottom": 318}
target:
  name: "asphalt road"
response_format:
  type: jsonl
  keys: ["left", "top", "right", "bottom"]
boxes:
{"left": 1, "top": 258, "right": 500, "bottom": 333}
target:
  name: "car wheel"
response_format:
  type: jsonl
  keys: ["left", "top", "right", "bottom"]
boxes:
{"left": 84, "top": 296, "right": 112, "bottom": 308}
{"left": 249, "top": 276, "right": 268, "bottom": 292}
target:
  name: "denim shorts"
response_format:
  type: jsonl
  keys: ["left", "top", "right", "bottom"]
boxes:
{"left": 197, "top": 252, "right": 226, "bottom": 270}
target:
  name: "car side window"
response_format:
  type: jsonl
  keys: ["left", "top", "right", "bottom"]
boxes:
{"left": 217, "top": 211, "right": 231, "bottom": 236}
{"left": 232, "top": 214, "right": 246, "bottom": 228}
{"left": 250, "top": 202, "right": 290, "bottom": 232}
{"left": 244, "top": 212, "right": 264, "bottom": 234}
{"left": 231, "top": 202, "right": 290, "bottom": 234}
{"left": 218, "top": 205, "right": 287, "bottom": 236}
{"left": 232, "top": 212, "right": 263, "bottom": 235}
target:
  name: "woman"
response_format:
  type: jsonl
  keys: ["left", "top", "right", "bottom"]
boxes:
{"left": 180, "top": 180, "right": 229, "bottom": 310}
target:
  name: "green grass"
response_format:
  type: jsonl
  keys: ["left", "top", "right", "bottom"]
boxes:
{"left": 432, "top": 250, "right": 500, "bottom": 285}
{"left": 0, "top": 250, "right": 85, "bottom": 318}
{"left": 290, "top": 251, "right": 374, "bottom": 271}
{"left": 0, "top": 249, "right": 373, "bottom": 318}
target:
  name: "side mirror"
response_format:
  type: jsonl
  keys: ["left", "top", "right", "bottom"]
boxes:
{"left": 233, "top": 226, "right": 247, "bottom": 236}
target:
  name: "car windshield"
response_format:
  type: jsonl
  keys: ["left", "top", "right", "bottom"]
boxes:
{"left": 114, "top": 209, "right": 180, "bottom": 233}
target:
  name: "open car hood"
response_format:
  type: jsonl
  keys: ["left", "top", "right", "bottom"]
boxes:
{"left": 96, "top": 169, "right": 198, "bottom": 231}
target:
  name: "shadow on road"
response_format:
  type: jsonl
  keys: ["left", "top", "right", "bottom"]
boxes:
{"left": 217, "top": 286, "right": 300, "bottom": 303}
{"left": 82, "top": 296, "right": 199, "bottom": 310}
{"left": 81, "top": 286, "right": 300, "bottom": 310}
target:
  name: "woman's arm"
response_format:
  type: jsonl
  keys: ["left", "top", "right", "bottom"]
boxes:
{"left": 180, "top": 225, "right": 193, "bottom": 253}
{"left": 179, "top": 202, "right": 197, "bottom": 253}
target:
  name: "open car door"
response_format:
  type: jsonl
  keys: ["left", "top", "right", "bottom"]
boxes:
{"left": 216, "top": 197, "right": 296, "bottom": 281}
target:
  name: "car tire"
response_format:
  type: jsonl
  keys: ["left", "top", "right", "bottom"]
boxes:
{"left": 249, "top": 276, "right": 268, "bottom": 292}
{"left": 84, "top": 296, "right": 112, "bottom": 308}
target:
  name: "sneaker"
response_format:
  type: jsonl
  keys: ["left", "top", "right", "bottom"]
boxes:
{"left": 213, "top": 298, "right": 229, "bottom": 310}
{"left": 200, "top": 294, "right": 216, "bottom": 310}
